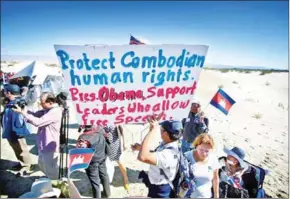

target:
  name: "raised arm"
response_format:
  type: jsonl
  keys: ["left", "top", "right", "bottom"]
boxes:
{"left": 137, "top": 117, "right": 159, "bottom": 165}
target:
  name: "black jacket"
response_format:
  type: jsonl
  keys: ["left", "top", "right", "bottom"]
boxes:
{"left": 241, "top": 166, "right": 258, "bottom": 198}
{"left": 77, "top": 127, "right": 111, "bottom": 163}
{"left": 219, "top": 165, "right": 258, "bottom": 198}
{"left": 182, "top": 112, "right": 209, "bottom": 143}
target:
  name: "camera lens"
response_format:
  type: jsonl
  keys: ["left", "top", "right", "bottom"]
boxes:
{"left": 181, "top": 180, "right": 189, "bottom": 189}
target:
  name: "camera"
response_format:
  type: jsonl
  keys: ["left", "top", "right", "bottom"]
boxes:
{"left": 56, "top": 92, "right": 68, "bottom": 108}
{"left": 8, "top": 98, "right": 27, "bottom": 109}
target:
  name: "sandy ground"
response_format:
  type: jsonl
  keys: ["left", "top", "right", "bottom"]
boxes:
{"left": 0, "top": 69, "right": 288, "bottom": 198}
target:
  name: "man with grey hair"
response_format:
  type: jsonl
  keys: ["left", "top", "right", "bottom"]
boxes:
{"left": 13, "top": 92, "right": 62, "bottom": 179}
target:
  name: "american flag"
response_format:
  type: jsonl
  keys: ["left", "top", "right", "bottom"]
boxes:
{"left": 1, "top": 72, "right": 15, "bottom": 84}
{"left": 129, "top": 35, "right": 145, "bottom": 45}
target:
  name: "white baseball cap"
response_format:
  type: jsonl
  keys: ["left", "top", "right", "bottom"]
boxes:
{"left": 191, "top": 98, "right": 200, "bottom": 105}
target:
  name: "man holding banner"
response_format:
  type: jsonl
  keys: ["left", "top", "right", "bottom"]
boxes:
{"left": 132, "top": 116, "right": 183, "bottom": 198}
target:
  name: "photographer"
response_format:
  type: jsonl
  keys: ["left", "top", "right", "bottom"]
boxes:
{"left": 1, "top": 84, "right": 32, "bottom": 173}
{"left": 181, "top": 99, "right": 209, "bottom": 153}
{"left": 12, "top": 92, "right": 62, "bottom": 180}
{"left": 131, "top": 116, "right": 182, "bottom": 198}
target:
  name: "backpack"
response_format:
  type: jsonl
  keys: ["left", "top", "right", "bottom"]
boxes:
{"left": 219, "top": 181, "right": 250, "bottom": 198}
{"left": 244, "top": 160, "right": 268, "bottom": 198}
{"left": 160, "top": 141, "right": 197, "bottom": 198}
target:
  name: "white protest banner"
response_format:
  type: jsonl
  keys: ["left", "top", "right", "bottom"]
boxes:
{"left": 54, "top": 45, "right": 209, "bottom": 126}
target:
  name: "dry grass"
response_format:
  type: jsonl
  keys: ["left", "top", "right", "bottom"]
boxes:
{"left": 245, "top": 98, "right": 255, "bottom": 103}
{"left": 204, "top": 68, "right": 288, "bottom": 74}
{"left": 278, "top": 102, "right": 285, "bottom": 109}
{"left": 45, "top": 63, "right": 58, "bottom": 67}
{"left": 253, "top": 113, "right": 262, "bottom": 119}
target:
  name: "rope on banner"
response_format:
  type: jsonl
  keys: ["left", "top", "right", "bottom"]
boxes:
{"left": 122, "top": 124, "right": 150, "bottom": 156}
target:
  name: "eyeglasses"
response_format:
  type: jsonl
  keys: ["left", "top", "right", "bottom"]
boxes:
{"left": 198, "top": 148, "right": 210, "bottom": 154}
{"left": 191, "top": 103, "right": 200, "bottom": 108}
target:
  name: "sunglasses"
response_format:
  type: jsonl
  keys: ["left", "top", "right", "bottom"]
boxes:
{"left": 226, "top": 159, "right": 236, "bottom": 165}
{"left": 191, "top": 103, "right": 200, "bottom": 108}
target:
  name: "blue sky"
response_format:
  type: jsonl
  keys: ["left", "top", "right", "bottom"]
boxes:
{"left": 1, "top": 1, "right": 288, "bottom": 69}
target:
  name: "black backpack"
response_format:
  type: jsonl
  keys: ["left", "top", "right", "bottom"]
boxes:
{"left": 219, "top": 181, "right": 249, "bottom": 198}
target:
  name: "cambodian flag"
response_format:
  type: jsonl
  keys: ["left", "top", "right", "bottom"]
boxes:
{"left": 129, "top": 35, "right": 145, "bottom": 45}
{"left": 68, "top": 148, "right": 95, "bottom": 177}
{"left": 227, "top": 176, "right": 243, "bottom": 189}
{"left": 210, "top": 89, "right": 236, "bottom": 115}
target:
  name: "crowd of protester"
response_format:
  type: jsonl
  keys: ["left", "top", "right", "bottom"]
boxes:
{"left": 1, "top": 83, "right": 263, "bottom": 198}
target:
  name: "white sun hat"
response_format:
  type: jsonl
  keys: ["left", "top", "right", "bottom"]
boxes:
{"left": 19, "top": 178, "right": 61, "bottom": 198}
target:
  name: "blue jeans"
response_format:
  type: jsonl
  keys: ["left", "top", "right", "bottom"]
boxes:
{"left": 181, "top": 139, "right": 191, "bottom": 153}
{"left": 148, "top": 183, "right": 171, "bottom": 198}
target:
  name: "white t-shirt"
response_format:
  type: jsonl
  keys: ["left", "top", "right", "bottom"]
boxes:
{"left": 148, "top": 141, "right": 179, "bottom": 185}
{"left": 185, "top": 150, "right": 221, "bottom": 198}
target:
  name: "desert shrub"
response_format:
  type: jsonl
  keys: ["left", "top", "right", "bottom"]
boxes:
{"left": 278, "top": 102, "right": 285, "bottom": 109}
{"left": 253, "top": 113, "right": 262, "bottom": 119}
